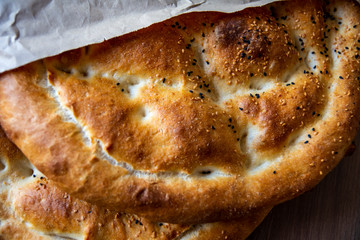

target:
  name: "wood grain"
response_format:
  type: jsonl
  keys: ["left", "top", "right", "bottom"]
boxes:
{"left": 248, "top": 133, "right": 360, "bottom": 239}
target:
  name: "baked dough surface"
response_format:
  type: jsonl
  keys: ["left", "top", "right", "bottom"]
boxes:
{"left": 0, "top": 127, "right": 269, "bottom": 240}
{"left": 0, "top": 0, "right": 359, "bottom": 223}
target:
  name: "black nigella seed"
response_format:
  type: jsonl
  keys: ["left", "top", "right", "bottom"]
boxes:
{"left": 239, "top": 107, "right": 243, "bottom": 111}
{"left": 189, "top": 90, "right": 193, "bottom": 93}
{"left": 250, "top": 73, "right": 254, "bottom": 77}
{"left": 162, "top": 78, "right": 166, "bottom": 83}
{"left": 250, "top": 93, "right": 254, "bottom": 98}
{"left": 199, "top": 93, "right": 204, "bottom": 99}
{"left": 308, "top": 134, "right": 311, "bottom": 138}
{"left": 339, "top": 76, "right": 343, "bottom": 79}
{"left": 211, "top": 125, "right": 215, "bottom": 130}
{"left": 273, "top": 171, "right": 276, "bottom": 174}
{"left": 255, "top": 93, "right": 260, "bottom": 99}
{"left": 304, "top": 141, "right": 309, "bottom": 144}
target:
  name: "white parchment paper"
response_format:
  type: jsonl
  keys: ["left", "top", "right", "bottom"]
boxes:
{"left": 0, "top": 0, "right": 282, "bottom": 73}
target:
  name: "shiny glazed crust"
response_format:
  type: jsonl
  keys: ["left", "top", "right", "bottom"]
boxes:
{"left": 0, "top": 127, "right": 269, "bottom": 240}
{"left": 0, "top": 0, "right": 360, "bottom": 223}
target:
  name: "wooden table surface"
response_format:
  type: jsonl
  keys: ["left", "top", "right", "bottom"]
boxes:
{"left": 248, "top": 133, "right": 360, "bottom": 240}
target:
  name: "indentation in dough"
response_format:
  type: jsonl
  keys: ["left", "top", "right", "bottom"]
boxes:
{"left": 128, "top": 81, "right": 145, "bottom": 99}
{"left": 0, "top": 159, "right": 5, "bottom": 171}
{"left": 281, "top": 61, "right": 303, "bottom": 83}
{"left": 55, "top": 66, "right": 72, "bottom": 74}
{"left": 306, "top": 49, "right": 320, "bottom": 72}
{"left": 20, "top": 166, "right": 34, "bottom": 177}
{"left": 287, "top": 132, "right": 302, "bottom": 147}
{"left": 249, "top": 77, "right": 275, "bottom": 91}
{"left": 113, "top": 75, "right": 145, "bottom": 99}
{"left": 239, "top": 131, "right": 248, "bottom": 154}
{"left": 248, "top": 161, "right": 271, "bottom": 176}
{"left": 134, "top": 106, "right": 153, "bottom": 122}
{"left": 192, "top": 167, "right": 230, "bottom": 178}
{"left": 77, "top": 67, "right": 91, "bottom": 78}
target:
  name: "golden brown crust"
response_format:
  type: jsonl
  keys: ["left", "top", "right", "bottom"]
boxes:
{"left": 0, "top": 0, "right": 360, "bottom": 223}
{"left": 0, "top": 127, "right": 269, "bottom": 240}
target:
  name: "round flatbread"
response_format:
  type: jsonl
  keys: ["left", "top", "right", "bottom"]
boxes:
{"left": 0, "top": 0, "right": 359, "bottom": 223}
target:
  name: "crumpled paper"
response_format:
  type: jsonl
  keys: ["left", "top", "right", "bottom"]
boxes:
{"left": 0, "top": 0, "right": 281, "bottom": 73}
